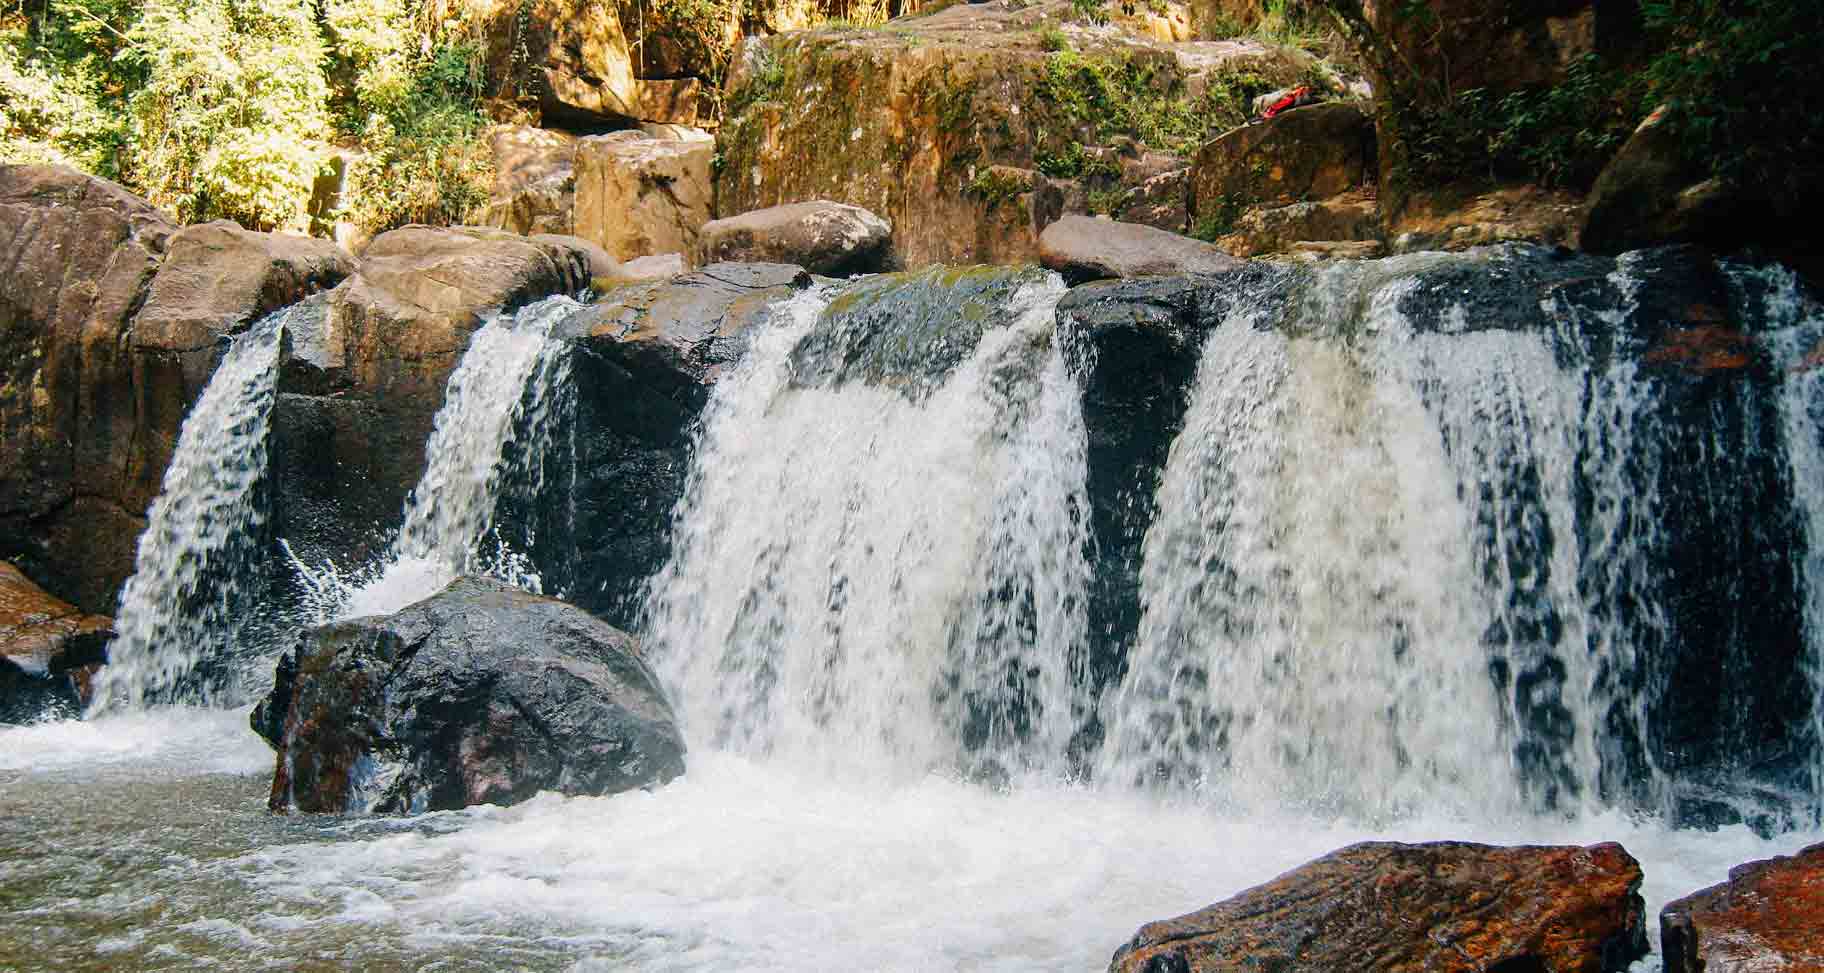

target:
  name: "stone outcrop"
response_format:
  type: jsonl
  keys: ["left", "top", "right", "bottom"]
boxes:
{"left": 1218, "top": 189, "right": 1379, "bottom": 257}
{"left": 0, "top": 561, "right": 111, "bottom": 722}
{"left": 573, "top": 131, "right": 714, "bottom": 263}
{"left": 477, "top": 0, "right": 729, "bottom": 129}
{"left": 256, "top": 576, "right": 686, "bottom": 813}
{"left": 540, "top": 262, "right": 812, "bottom": 624}
{"left": 482, "top": 125, "right": 579, "bottom": 237}
{"left": 715, "top": 2, "right": 1312, "bottom": 267}
{"left": 1039, "top": 214, "right": 1240, "bottom": 283}
{"left": 1391, "top": 185, "right": 1583, "bottom": 253}
{"left": 1661, "top": 842, "right": 1824, "bottom": 973}
{"left": 1578, "top": 106, "right": 1774, "bottom": 257}
{"left": 1110, "top": 840, "right": 1648, "bottom": 973}
{"left": 0, "top": 165, "right": 175, "bottom": 614}
{"left": 269, "top": 226, "right": 594, "bottom": 567}
{"left": 1190, "top": 102, "right": 1374, "bottom": 218}
{"left": 695, "top": 201, "right": 893, "bottom": 276}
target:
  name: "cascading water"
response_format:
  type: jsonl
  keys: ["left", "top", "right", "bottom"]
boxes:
{"left": 645, "top": 275, "right": 1095, "bottom": 781}
{"left": 1096, "top": 275, "right": 1522, "bottom": 819}
{"left": 89, "top": 307, "right": 295, "bottom": 710}
{"left": 293, "top": 295, "right": 578, "bottom": 621}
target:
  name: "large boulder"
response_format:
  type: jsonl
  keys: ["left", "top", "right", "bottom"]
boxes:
{"left": 1190, "top": 102, "right": 1375, "bottom": 219}
{"left": 715, "top": 4, "right": 1312, "bottom": 267}
{"left": 1110, "top": 841, "right": 1648, "bottom": 973}
{"left": 0, "top": 561, "right": 111, "bottom": 722}
{"left": 481, "top": 125, "right": 579, "bottom": 237}
{"left": 1039, "top": 214, "right": 1241, "bottom": 283}
{"left": 257, "top": 576, "right": 686, "bottom": 813}
{"left": 132, "top": 221, "right": 353, "bottom": 480}
{"left": 0, "top": 165, "right": 177, "bottom": 614}
{"left": 269, "top": 227, "right": 594, "bottom": 567}
{"left": 1390, "top": 185, "right": 1583, "bottom": 253}
{"left": 695, "top": 201, "right": 893, "bottom": 276}
{"left": 1661, "top": 842, "right": 1824, "bottom": 973}
{"left": 573, "top": 131, "right": 714, "bottom": 263}
{"left": 1218, "top": 189, "right": 1380, "bottom": 257}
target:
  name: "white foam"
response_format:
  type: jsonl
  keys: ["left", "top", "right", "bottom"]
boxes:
{"left": 0, "top": 707, "right": 270, "bottom": 774}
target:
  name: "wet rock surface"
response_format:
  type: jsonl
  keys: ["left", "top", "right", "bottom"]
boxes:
{"left": 1661, "top": 842, "right": 1824, "bottom": 973}
{"left": 257, "top": 576, "right": 685, "bottom": 813}
{"left": 268, "top": 226, "right": 594, "bottom": 568}
{"left": 0, "top": 561, "right": 111, "bottom": 722}
{"left": 1109, "top": 841, "right": 1648, "bottom": 973}
{"left": 535, "top": 262, "right": 812, "bottom": 625}
{"left": 696, "top": 200, "right": 893, "bottom": 277}
{"left": 1039, "top": 214, "right": 1241, "bottom": 283}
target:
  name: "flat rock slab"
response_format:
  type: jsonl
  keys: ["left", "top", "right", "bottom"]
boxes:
{"left": 0, "top": 561, "right": 110, "bottom": 721}
{"left": 256, "top": 576, "right": 686, "bottom": 814}
{"left": 1110, "top": 840, "right": 1648, "bottom": 973}
{"left": 1662, "top": 842, "right": 1824, "bottom": 973}
{"left": 696, "top": 201, "right": 893, "bottom": 277}
{"left": 1040, "top": 214, "right": 1242, "bottom": 284}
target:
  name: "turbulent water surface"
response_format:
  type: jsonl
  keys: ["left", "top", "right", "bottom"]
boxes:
{"left": 7, "top": 250, "right": 1824, "bottom": 971}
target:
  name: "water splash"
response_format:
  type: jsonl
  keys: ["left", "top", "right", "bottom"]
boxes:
{"left": 646, "top": 277, "right": 1094, "bottom": 782}
{"left": 304, "top": 296, "right": 577, "bottom": 620}
{"left": 91, "top": 308, "right": 293, "bottom": 711}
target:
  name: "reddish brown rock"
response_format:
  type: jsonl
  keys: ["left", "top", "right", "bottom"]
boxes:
{"left": 1110, "top": 841, "right": 1647, "bottom": 973}
{"left": 0, "top": 165, "right": 177, "bottom": 613}
{"left": 0, "top": 561, "right": 112, "bottom": 720}
{"left": 1662, "top": 842, "right": 1824, "bottom": 973}
{"left": 1643, "top": 325, "right": 1756, "bottom": 376}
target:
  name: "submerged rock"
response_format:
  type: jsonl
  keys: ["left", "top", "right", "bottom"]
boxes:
{"left": 695, "top": 201, "right": 893, "bottom": 277}
{"left": 0, "top": 561, "right": 111, "bottom": 722}
{"left": 1109, "top": 840, "right": 1648, "bottom": 973}
{"left": 257, "top": 576, "right": 685, "bottom": 813}
{"left": 1661, "top": 842, "right": 1824, "bottom": 973}
{"left": 1039, "top": 214, "right": 1241, "bottom": 283}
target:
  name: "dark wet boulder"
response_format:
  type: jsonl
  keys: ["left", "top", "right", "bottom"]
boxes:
{"left": 1039, "top": 215, "right": 1242, "bottom": 284}
{"left": 1661, "top": 842, "right": 1824, "bottom": 973}
{"left": 527, "top": 262, "right": 812, "bottom": 627}
{"left": 257, "top": 576, "right": 685, "bottom": 814}
{"left": 0, "top": 561, "right": 112, "bottom": 722}
{"left": 695, "top": 201, "right": 893, "bottom": 277}
{"left": 789, "top": 265, "right": 1050, "bottom": 395}
{"left": 1110, "top": 841, "right": 1648, "bottom": 973}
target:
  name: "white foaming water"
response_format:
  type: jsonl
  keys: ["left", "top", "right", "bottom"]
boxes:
{"left": 305, "top": 296, "right": 576, "bottom": 620}
{"left": 92, "top": 308, "right": 293, "bottom": 711}
{"left": 1098, "top": 286, "right": 1520, "bottom": 818}
{"left": 646, "top": 279, "right": 1093, "bottom": 781}
{"left": 0, "top": 706, "right": 270, "bottom": 773}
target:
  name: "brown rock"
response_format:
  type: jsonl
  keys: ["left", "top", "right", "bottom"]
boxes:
{"left": 715, "top": 12, "right": 1311, "bottom": 268}
{"left": 482, "top": 125, "right": 579, "bottom": 236}
{"left": 269, "top": 226, "right": 593, "bottom": 566}
{"left": 1643, "top": 325, "right": 1757, "bottom": 376}
{"left": 695, "top": 201, "right": 893, "bottom": 276}
{"left": 1116, "top": 169, "right": 1192, "bottom": 233}
{"left": 574, "top": 132, "right": 714, "bottom": 263}
{"left": 1391, "top": 184, "right": 1583, "bottom": 253}
{"left": 1040, "top": 214, "right": 1241, "bottom": 283}
{"left": 132, "top": 222, "right": 353, "bottom": 482}
{"left": 1191, "top": 102, "right": 1375, "bottom": 218}
{"left": 1219, "top": 188, "right": 1379, "bottom": 256}
{"left": 1662, "top": 842, "right": 1824, "bottom": 973}
{"left": 0, "top": 165, "right": 176, "bottom": 613}
{"left": 0, "top": 561, "right": 111, "bottom": 720}
{"left": 1580, "top": 106, "right": 1776, "bottom": 256}
{"left": 1109, "top": 841, "right": 1648, "bottom": 973}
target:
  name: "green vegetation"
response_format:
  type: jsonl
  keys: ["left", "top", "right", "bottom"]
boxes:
{"left": 1035, "top": 47, "right": 1273, "bottom": 157}
{"left": 965, "top": 167, "right": 1030, "bottom": 208}
{"left": 1190, "top": 195, "right": 1241, "bottom": 241}
{"left": 1, "top": 0, "right": 493, "bottom": 233}
{"left": 1034, "top": 142, "right": 1119, "bottom": 181}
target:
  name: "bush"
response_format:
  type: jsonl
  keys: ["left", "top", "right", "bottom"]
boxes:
{"left": 335, "top": 43, "right": 493, "bottom": 234}
{"left": 123, "top": 0, "right": 330, "bottom": 228}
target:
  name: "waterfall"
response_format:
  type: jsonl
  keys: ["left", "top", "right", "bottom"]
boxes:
{"left": 645, "top": 276, "right": 1095, "bottom": 782}
{"left": 1096, "top": 278, "right": 1523, "bottom": 818}
{"left": 90, "top": 307, "right": 293, "bottom": 711}
{"left": 295, "top": 296, "right": 578, "bottom": 621}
